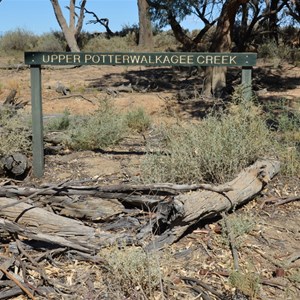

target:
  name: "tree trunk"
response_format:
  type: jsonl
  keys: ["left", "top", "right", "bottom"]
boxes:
{"left": 138, "top": 0, "right": 153, "bottom": 50}
{"left": 50, "top": 0, "right": 84, "bottom": 52}
{"left": 203, "top": 0, "right": 249, "bottom": 96}
{"left": 269, "top": 0, "right": 279, "bottom": 43}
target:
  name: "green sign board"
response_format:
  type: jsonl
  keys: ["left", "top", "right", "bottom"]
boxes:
{"left": 25, "top": 52, "right": 256, "bottom": 67}
{"left": 24, "top": 51, "right": 256, "bottom": 178}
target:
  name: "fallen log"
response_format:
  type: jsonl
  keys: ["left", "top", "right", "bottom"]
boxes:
{"left": 0, "top": 159, "right": 280, "bottom": 253}
{"left": 145, "top": 158, "right": 280, "bottom": 251}
{"left": 0, "top": 198, "right": 129, "bottom": 253}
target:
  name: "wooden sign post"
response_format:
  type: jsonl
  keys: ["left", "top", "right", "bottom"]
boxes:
{"left": 24, "top": 51, "right": 257, "bottom": 177}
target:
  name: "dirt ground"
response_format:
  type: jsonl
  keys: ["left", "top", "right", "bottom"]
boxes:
{"left": 0, "top": 57, "right": 300, "bottom": 299}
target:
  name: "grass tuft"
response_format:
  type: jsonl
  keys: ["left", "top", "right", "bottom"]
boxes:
{"left": 99, "top": 245, "right": 163, "bottom": 298}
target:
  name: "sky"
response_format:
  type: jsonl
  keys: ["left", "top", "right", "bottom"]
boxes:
{"left": 0, "top": 0, "right": 200, "bottom": 36}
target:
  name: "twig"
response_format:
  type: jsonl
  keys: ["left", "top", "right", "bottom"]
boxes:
{"left": 181, "top": 276, "right": 223, "bottom": 299}
{"left": 0, "top": 267, "right": 35, "bottom": 299}
{"left": 221, "top": 212, "right": 240, "bottom": 271}
{"left": 246, "top": 246, "right": 283, "bottom": 268}
{"left": 260, "top": 195, "right": 300, "bottom": 208}
{"left": 50, "top": 93, "right": 95, "bottom": 103}
{"left": 274, "top": 196, "right": 300, "bottom": 206}
{"left": 0, "top": 179, "right": 71, "bottom": 210}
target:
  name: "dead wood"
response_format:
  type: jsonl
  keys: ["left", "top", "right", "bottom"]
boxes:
{"left": 0, "top": 182, "right": 232, "bottom": 200}
{"left": 104, "top": 84, "right": 134, "bottom": 96}
{"left": 0, "top": 158, "right": 280, "bottom": 255}
{"left": 3, "top": 89, "right": 17, "bottom": 106}
{"left": 145, "top": 159, "right": 280, "bottom": 251}
{"left": 0, "top": 153, "right": 29, "bottom": 178}
{"left": 50, "top": 93, "right": 95, "bottom": 103}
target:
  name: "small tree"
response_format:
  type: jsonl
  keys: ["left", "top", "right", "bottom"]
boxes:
{"left": 50, "top": 0, "right": 86, "bottom": 52}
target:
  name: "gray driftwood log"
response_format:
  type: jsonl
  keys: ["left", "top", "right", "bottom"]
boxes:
{"left": 145, "top": 158, "right": 280, "bottom": 250}
{"left": 0, "top": 159, "right": 280, "bottom": 253}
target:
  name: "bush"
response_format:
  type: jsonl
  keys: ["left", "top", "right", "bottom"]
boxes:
{"left": 0, "top": 108, "right": 31, "bottom": 156}
{"left": 141, "top": 98, "right": 273, "bottom": 184}
{"left": 125, "top": 107, "right": 151, "bottom": 133}
{"left": 266, "top": 98, "right": 300, "bottom": 176}
{"left": 153, "top": 30, "right": 180, "bottom": 51}
{"left": 83, "top": 35, "right": 137, "bottom": 52}
{"left": 100, "top": 245, "right": 163, "bottom": 298}
{"left": 0, "top": 28, "right": 38, "bottom": 52}
{"left": 45, "top": 110, "right": 71, "bottom": 132}
{"left": 66, "top": 101, "right": 127, "bottom": 150}
{"left": 258, "top": 39, "right": 293, "bottom": 62}
{"left": 35, "top": 33, "right": 64, "bottom": 51}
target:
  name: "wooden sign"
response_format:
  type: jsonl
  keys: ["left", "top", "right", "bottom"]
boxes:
{"left": 24, "top": 51, "right": 257, "bottom": 177}
{"left": 25, "top": 51, "right": 256, "bottom": 66}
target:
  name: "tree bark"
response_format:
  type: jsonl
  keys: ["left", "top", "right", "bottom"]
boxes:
{"left": 138, "top": 0, "right": 153, "bottom": 50}
{"left": 50, "top": 0, "right": 86, "bottom": 52}
{"left": 203, "top": 0, "right": 249, "bottom": 96}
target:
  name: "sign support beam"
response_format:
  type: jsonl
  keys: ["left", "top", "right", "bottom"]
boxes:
{"left": 242, "top": 66, "right": 253, "bottom": 100}
{"left": 30, "top": 65, "right": 44, "bottom": 178}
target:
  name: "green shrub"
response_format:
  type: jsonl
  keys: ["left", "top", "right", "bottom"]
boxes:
{"left": 35, "top": 33, "right": 64, "bottom": 51}
{"left": 0, "top": 108, "right": 31, "bottom": 156}
{"left": 266, "top": 98, "right": 300, "bottom": 176}
{"left": 100, "top": 245, "right": 163, "bottom": 298}
{"left": 229, "top": 270, "right": 260, "bottom": 298}
{"left": 154, "top": 30, "right": 180, "bottom": 51}
{"left": 45, "top": 110, "right": 71, "bottom": 132}
{"left": 141, "top": 99, "right": 273, "bottom": 184}
{"left": 83, "top": 35, "right": 137, "bottom": 52}
{"left": 258, "top": 39, "right": 293, "bottom": 61}
{"left": 125, "top": 107, "right": 151, "bottom": 133}
{"left": 66, "top": 102, "right": 127, "bottom": 150}
{"left": 0, "top": 28, "right": 38, "bottom": 52}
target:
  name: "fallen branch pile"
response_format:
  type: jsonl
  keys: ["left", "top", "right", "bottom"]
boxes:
{"left": 0, "top": 158, "right": 280, "bottom": 298}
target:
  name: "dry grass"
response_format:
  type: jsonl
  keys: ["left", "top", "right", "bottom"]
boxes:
{"left": 141, "top": 97, "right": 273, "bottom": 184}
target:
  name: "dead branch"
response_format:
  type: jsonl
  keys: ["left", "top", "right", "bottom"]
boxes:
{"left": 51, "top": 93, "right": 96, "bottom": 104}
{"left": 145, "top": 159, "right": 280, "bottom": 251}
{"left": 0, "top": 182, "right": 232, "bottom": 202}
{"left": 0, "top": 159, "right": 280, "bottom": 257}
{"left": 75, "top": 6, "right": 114, "bottom": 38}
{"left": 221, "top": 212, "right": 240, "bottom": 271}
{"left": 0, "top": 267, "right": 35, "bottom": 300}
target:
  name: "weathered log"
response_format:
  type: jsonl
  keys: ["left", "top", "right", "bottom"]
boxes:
{"left": 0, "top": 198, "right": 128, "bottom": 253}
{"left": 0, "top": 159, "right": 280, "bottom": 253}
{"left": 145, "top": 159, "right": 280, "bottom": 251}
{"left": 0, "top": 153, "right": 29, "bottom": 178}
{"left": 0, "top": 181, "right": 231, "bottom": 200}
{"left": 41, "top": 196, "right": 125, "bottom": 221}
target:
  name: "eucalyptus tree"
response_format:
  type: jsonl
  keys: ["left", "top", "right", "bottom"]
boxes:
{"left": 138, "top": 0, "right": 153, "bottom": 49}
{"left": 147, "top": 0, "right": 250, "bottom": 95}
{"left": 147, "top": 0, "right": 220, "bottom": 51}
{"left": 50, "top": 0, "right": 87, "bottom": 52}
